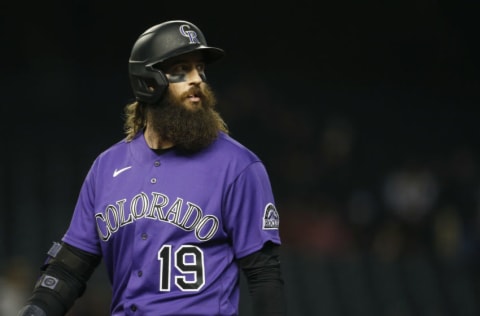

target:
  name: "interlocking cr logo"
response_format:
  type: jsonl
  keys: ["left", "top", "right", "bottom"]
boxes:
{"left": 179, "top": 24, "right": 200, "bottom": 44}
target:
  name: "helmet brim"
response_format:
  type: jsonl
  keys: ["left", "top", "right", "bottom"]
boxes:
{"left": 153, "top": 45, "right": 225, "bottom": 66}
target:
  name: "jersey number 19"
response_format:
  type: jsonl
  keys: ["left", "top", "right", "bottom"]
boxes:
{"left": 158, "top": 245, "right": 205, "bottom": 292}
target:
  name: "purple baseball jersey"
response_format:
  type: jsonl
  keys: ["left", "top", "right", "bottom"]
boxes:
{"left": 62, "top": 131, "right": 281, "bottom": 316}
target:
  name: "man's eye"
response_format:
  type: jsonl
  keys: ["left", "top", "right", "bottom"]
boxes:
{"left": 166, "top": 63, "right": 204, "bottom": 77}
{"left": 170, "top": 65, "right": 186, "bottom": 74}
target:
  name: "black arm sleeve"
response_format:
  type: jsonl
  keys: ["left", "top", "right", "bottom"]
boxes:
{"left": 238, "top": 242, "right": 287, "bottom": 316}
{"left": 20, "top": 242, "right": 101, "bottom": 316}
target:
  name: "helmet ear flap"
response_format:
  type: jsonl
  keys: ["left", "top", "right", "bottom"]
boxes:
{"left": 129, "top": 62, "right": 169, "bottom": 104}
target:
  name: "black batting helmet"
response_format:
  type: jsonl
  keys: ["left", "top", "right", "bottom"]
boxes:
{"left": 128, "top": 20, "right": 225, "bottom": 104}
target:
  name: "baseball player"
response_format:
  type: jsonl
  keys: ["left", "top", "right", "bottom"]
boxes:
{"left": 17, "top": 20, "right": 286, "bottom": 316}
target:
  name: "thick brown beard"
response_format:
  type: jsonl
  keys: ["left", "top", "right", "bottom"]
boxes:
{"left": 148, "top": 84, "right": 225, "bottom": 153}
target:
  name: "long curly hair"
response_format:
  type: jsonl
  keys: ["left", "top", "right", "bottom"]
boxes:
{"left": 123, "top": 101, "right": 146, "bottom": 141}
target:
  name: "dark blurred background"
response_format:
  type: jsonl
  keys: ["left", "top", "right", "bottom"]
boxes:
{"left": 1, "top": 1, "right": 480, "bottom": 315}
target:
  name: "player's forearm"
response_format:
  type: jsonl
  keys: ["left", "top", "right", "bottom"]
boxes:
{"left": 248, "top": 273, "right": 286, "bottom": 316}
{"left": 18, "top": 287, "right": 69, "bottom": 316}
{"left": 17, "top": 263, "right": 84, "bottom": 316}
{"left": 17, "top": 242, "right": 101, "bottom": 316}
{"left": 239, "top": 243, "right": 287, "bottom": 315}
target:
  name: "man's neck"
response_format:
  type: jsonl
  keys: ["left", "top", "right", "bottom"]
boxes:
{"left": 144, "top": 126, "right": 174, "bottom": 150}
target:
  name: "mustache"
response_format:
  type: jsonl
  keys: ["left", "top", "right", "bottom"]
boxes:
{"left": 181, "top": 86, "right": 205, "bottom": 99}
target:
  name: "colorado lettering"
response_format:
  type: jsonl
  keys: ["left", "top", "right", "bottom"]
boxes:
{"left": 95, "top": 192, "right": 219, "bottom": 242}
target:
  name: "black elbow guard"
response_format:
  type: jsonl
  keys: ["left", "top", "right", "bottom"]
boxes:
{"left": 21, "top": 241, "right": 101, "bottom": 316}
{"left": 41, "top": 241, "right": 101, "bottom": 283}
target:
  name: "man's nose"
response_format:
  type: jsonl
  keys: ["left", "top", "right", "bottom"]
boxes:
{"left": 187, "top": 69, "right": 204, "bottom": 83}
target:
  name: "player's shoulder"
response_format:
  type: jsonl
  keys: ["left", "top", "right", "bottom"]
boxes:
{"left": 212, "top": 132, "right": 260, "bottom": 162}
{"left": 89, "top": 136, "right": 138, "bottom": 169}
{"left": 97, "top": 137, "right": 130, "bottom": 158}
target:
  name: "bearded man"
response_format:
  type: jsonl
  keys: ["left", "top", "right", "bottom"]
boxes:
{"left": 18, "top": 20, "right": 286, "bottom": 316}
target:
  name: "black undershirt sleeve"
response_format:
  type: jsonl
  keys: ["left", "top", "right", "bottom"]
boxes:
{"left": 238, "top": 242, "right": 287, "bottom": 316}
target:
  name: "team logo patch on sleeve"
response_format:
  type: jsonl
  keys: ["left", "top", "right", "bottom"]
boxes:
{"left": 39, "top": 275, "right": 59, "bottom": 290}
{"left": 263, "top": 203, "right": 280, "bottom": 230}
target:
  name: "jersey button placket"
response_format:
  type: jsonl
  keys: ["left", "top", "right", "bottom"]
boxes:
{"left": 151, "top": 161, "right": 160, "bottom": 184}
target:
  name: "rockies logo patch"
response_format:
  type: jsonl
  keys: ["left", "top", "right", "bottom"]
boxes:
{"left": 263, "top": 203, "right": 280, "bottom": 230}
